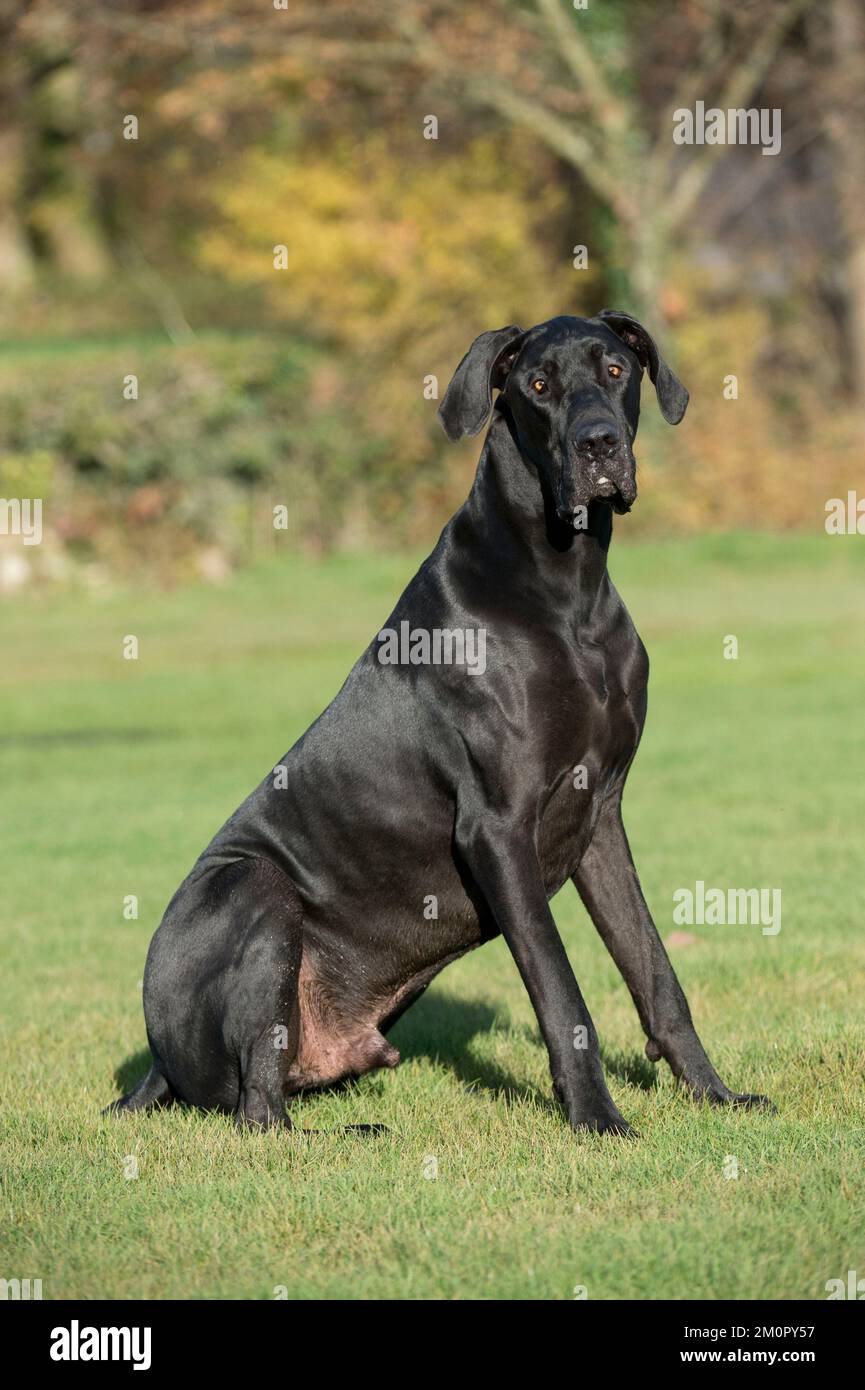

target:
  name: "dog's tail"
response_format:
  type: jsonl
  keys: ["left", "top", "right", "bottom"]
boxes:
{"left": 102, "top": 1065, "right": 175, "bottom": 1117}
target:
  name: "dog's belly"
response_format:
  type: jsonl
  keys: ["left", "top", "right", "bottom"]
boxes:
{"left": 286, "top": 944, "right": 467, "bottom": 1092}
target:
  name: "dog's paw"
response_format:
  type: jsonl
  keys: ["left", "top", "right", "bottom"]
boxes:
{"left": 702, "top": 1087, "right": 777, "bottom": 1114}
{"left": 569, "top": 1108, "right": 637, "bottom": 1138}
{"left": 719, "top": 1090, "right": 777, "bottom": 1113}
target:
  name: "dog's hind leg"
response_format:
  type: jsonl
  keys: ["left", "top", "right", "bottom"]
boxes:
{"left": 118, "top": 855, "right": 307, "bottom": 1125}
{"left": 223, "top": 859, "right": 305, "bottom": 1131}
{"left": 103, "top": 1065, "right": 174, "bottom": 1116}
{"left": 235, "top": 1012, "right": 301, "bottom": 1131}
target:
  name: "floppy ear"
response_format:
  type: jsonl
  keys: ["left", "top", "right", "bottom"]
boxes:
{"left": 438, "top": 326, "right": 526, "bottom": 442}
{"left": 597, "top": 309, "right": 689, "bottom": 425}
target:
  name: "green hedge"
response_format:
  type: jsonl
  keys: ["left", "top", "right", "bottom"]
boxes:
{"left": 0, "top": 332, "right": 415, "bottom": 582}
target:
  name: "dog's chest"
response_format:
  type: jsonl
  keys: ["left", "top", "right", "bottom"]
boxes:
{"left": 535, "top": 636, "right": 647, "bottom": 894}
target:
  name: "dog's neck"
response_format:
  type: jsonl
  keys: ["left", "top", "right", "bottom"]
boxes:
{"left": 458, "top": 409, "right": 613, "bottom": 614}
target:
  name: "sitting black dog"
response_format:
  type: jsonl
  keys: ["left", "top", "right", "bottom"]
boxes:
{"left": 107, "top": 310, "right": 770, "bottom": 1135}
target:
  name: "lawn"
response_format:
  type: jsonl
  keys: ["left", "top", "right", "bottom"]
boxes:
{"left": 1, "top": 531, "right": 863, "bottom": 1300}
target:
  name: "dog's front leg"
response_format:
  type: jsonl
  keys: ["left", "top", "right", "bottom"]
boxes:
{"left": 573, "top": 794, "right": 773, "bottom": 1110}
{"left": 457, "top": 810, "right": 632, "bottom": 1135}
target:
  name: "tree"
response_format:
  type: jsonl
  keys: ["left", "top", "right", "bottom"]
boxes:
{"left": 284, "top": 0, "right": 816, "bottom": 319}
{"left": 825, "top": 0, "right": 865, "bottom": 411}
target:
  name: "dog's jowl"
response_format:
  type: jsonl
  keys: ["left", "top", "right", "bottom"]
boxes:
{"left": 106, "top": 311, "right": 772, "bottom": 1135}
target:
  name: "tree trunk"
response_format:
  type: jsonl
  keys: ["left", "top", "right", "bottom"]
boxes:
{"left": 829, "top": 0, "right": 865, "bottom": 416}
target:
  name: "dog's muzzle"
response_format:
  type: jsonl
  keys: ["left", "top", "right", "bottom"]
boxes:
{"left": 592, "top": 467, "right": 637, "bottom": 513}
{"left": 556, "top": 459, "right": 637, "bottom": 522}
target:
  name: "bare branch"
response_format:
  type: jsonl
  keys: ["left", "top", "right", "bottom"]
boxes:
{"left": 116, "top": 238, "right": 194, "bottom": 347}
{"left": 662, "top": 0, "right": 816, "bottom": 233}
{"left": 466, "top": 76, "right": 638, "bottom": 225}
{"left": 534, "top": 0, "right": 629, "bottom": 136}
{"left": 387, "top": 3, "right": 639, "bottom": 222}
{"left": 646, "top": 3, "right": 727, "bottom": 189}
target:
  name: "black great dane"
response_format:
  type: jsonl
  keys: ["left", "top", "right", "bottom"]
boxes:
{"left": 108, "top": 311, "right": 771, "bottom": 1136}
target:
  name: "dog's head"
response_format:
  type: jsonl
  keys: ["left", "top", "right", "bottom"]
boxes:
{"left": 438, "top": 311, "right": 688, "bottom": 521}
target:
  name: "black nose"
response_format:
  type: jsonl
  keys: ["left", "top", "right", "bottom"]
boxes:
{"left": 574, "top": 421, "right": 619, "bottom": 458}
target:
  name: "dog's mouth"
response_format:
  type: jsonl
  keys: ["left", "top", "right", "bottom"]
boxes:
{"left": 593, "top": 458, "right": 637, "bottom": 511}
{"left": 593, "top": 476, "right": 633, "bottom": 513}
{"left": 555, "top": 449, "right": 637, "bottom": 523}
{"left": 605, "top": 481, "right": 635, "bottom": 514}
{"left": 556, "top": 475, "right": 636, "bottom": 524}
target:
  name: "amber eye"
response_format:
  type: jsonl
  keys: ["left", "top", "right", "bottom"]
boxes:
{"left": 531, "top": 378, "right": 548, "bottom": 394}
{"left": 608, "top": 364, "right": 623, "bottom": 379}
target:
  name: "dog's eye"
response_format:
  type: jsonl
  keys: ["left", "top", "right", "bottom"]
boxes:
{"left": 531, "top": 378, "right": 548, "bottom": 395}
{"left": 608, "top": 364, "right": 623, "bottom": 380}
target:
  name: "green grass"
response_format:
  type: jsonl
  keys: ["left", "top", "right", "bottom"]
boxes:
{"left": 1, "top": 532, "right": 864, "bottom": 1300}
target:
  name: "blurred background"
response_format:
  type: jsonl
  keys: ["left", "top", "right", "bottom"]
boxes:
{"left": 1, "top": 0, "right": 864, "bottom": 587}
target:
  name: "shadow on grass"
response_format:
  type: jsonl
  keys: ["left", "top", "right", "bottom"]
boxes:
{"left": 601, "top": 1047, "right": 658, "bottom": 1092}
{"left": 391, "top": 990, "right": 658, "bottom": 1106}
{"left": 0, "top": 728, "right": 177, "bottom": 749}
{"left": 391, "top": 992, "right": 557, "bottom": 1111}
{"left": 113, "top": 1049, "right": 152, "bottom": 1095}
{"left": 109, "top": 996, "right": 658, "bottom": 1113}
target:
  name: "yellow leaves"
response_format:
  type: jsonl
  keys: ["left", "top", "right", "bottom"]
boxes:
{"left": 0, "top": 449, "right": 55, "bottom": 500}
{"left": 198, "top": 137, "right": 575, "bottom": 350}
{"left": 196, "top": 131, "right": 589, "bottom": 545}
